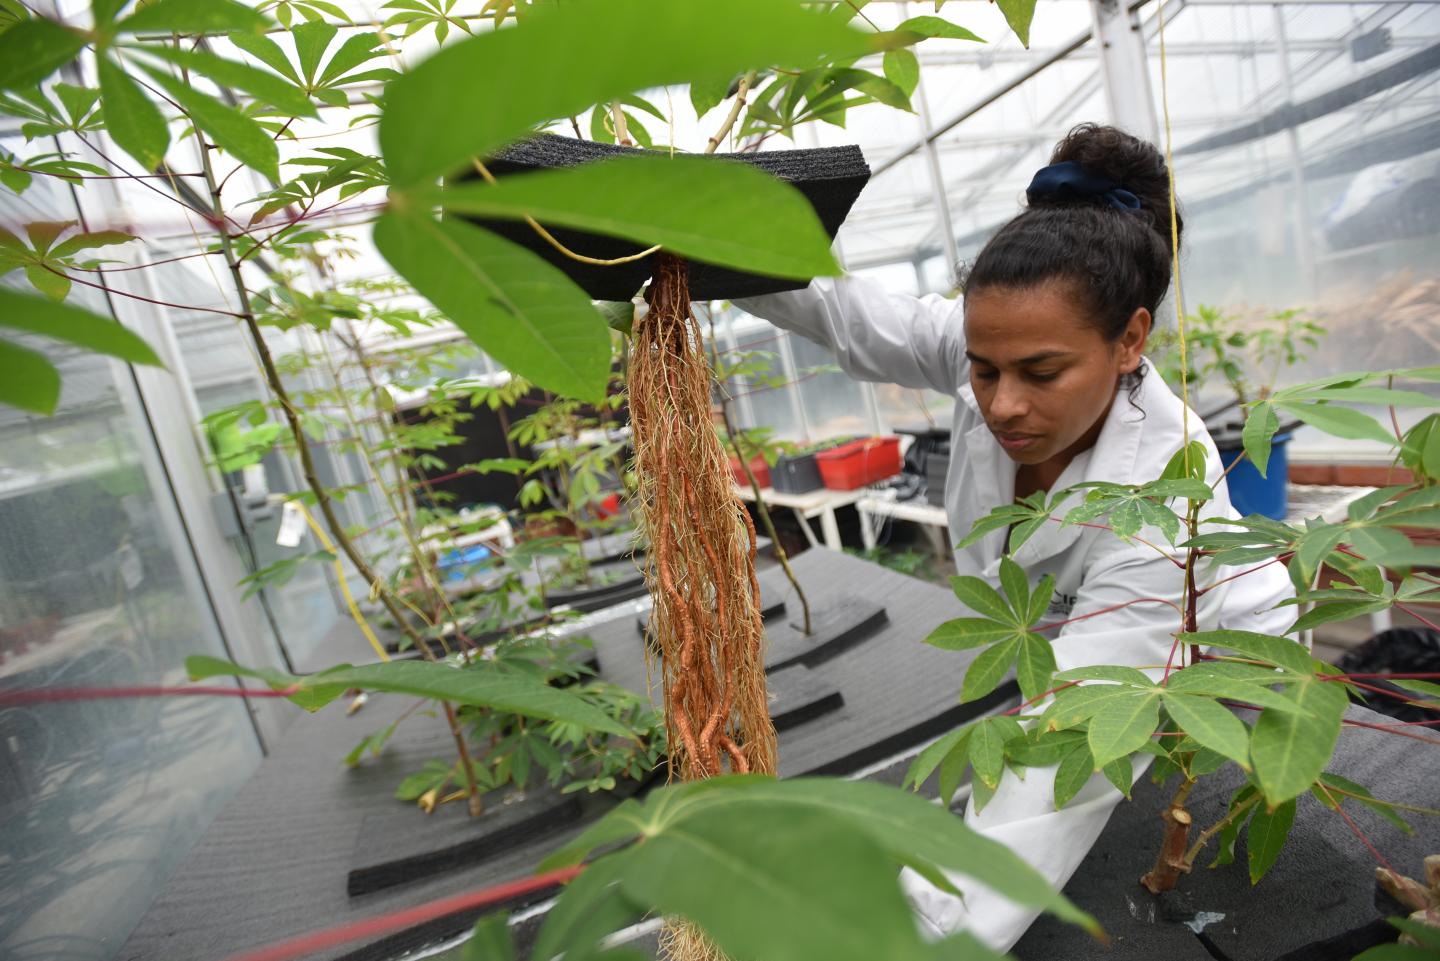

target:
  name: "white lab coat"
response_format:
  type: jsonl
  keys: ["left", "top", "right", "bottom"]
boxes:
{"left": 735, "top": 276, "right": 1294, "bottom": 950}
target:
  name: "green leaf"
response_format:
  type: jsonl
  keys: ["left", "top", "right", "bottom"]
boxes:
{"left": 1183, "top": 629, "right": 1314, "bottom": 675}
{"left": 1311, "top": 773, "right": 1413, "bottom": 835}
{"left": 0, "top": 18, "right": 87, "bottom": 89}
{"left": 1027, "top": 573, "right": 1057, "bottom": 625}
{"left": 997, "top": 555, "right": 1030, "bottom": 621}
{"left": 462, "top": 913, "right": 516, "bottom": 961}
{"left": 1276, "top": 401, "right": 1396, "bottom": 445}
{"left": 1249, "top": 675, "right": 1347, "bottom": 806}
{"left": 893, "top": 15, "right": 982, "bottom": 42}
{"left": 1164, "top": 666, "right": 1310, "bottom": 714}
{"left": 1245, "top": 798, "right": 1295, "bottom": 883}
{"left": 689, "top": 73, "right": 734, "bottom": 119}
{"left": 380, "top": 0, "right": 874, "bottom": 187}
{"left": 117, "top": 0, "right": 269, "bottom": 34}
{"left": 881, "top": 49, "right": 919, "bottom": 97}
{"left": 373, "top": 210, "right": 610, "bottom": 403}
{"left": 937, "top": 732, "right": 972, "bottom": 805}
{"left": 137, "top": 45, "right": 318, "bottom": 118}
{"left": 1351, "top": 944, "right": 1440, "bottom": 961}
{"left": 97, "top": 57, "right": 170, "bottom": 171}
{"left": 186, "top": 655, "right": 632, "bottom": 734}
{"left": 968, "top": 715, "right": 1023, "bottom": 789}
{"left": 1015, "top": 633, "right": 1056, "bottom": 702}
{"left": 925, "top": 617, "right": 1014, "bottom": 650}
{"left": 1242, "top": 401, "right": 1278, "bottom": 478}
{"left": 141, "top": 67, "right": 280, "bottom": 181}
{"left": 1086, "top": 691, "right": 1160, "bottom": 769}
{"left": 1101, "top": 755, "right": 1133, "bottom": 798}
{"left": 903, "top": 724, "right": 968, "bottom": 791}
{"left": 995, "top": 0, "right": 1036, "bottom": 46}
{"left": 1160, "top": 694, "right": 1251, "bottom": 769}
{"left": 431, "top": 153, "right": 841, "bottom": 280}
{"left": 1209, "top": 785, "right": 1259, "bottom": 868}
{"left": 1054, "top": 665, "right": 1154, "bottom": 687}
{"left": 531, "top": 852, "right": 644, "bottom": 961}
{"left": 620, "top": 801, "right": 960, "bottom": 961}
{"left": 1052, "top": 743, "right": 1094, "bottom": 809}
{"left": 960, "top": 635, "right": 1018, "bottom": 703}
{"left": 0, "top": 288, "right": 162, "bottom": 366}
{"left": 948, "top": 574, "right": 1015, "bottom": 623}
{"left": 0, "top": 338, "right": 61, "bottom": 414}
{"left": 25, "top": 263, "right": 69, "bottom": 300}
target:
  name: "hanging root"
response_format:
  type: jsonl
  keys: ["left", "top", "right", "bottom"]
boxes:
{"left": 630, "top": 252, "right": 777, "bottom": 785}
{"left": 659, "top": 920, "right": 729, "bottom": 961}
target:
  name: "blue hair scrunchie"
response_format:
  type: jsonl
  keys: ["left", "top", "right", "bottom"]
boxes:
{"left": 1025, "top": 160, "right": 1142, "bottom": 213}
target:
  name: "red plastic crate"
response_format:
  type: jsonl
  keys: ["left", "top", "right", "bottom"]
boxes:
{"left": 815, "top": 436, "right": 901, "bottom": 490}
{"left": 728, "top": 454, "right": 771, "bottom": 488}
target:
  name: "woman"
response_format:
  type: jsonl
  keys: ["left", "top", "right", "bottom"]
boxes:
{"left": 736, "top": 124, "right": 1293, "bottom": 949}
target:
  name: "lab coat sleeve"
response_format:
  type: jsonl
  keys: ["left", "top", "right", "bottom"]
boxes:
{"left": 732, "top": 275, "right": 967, "bottom": 394}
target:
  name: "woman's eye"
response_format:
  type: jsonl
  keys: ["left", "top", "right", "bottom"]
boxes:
{"left": 1028, "top": 370, "right": 1059, "bottom": 383}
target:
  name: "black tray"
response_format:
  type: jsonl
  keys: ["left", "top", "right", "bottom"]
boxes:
{"left": 448, "top": 134, "right": 871, "bottom": 301}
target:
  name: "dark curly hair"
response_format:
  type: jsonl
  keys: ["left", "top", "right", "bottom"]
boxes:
{"left": 959, "top": 124, "right": 1180, "bottom": 398}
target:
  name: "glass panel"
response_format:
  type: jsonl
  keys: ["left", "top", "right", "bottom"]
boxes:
{"left": 1146, "top": 2, "right": 1440, "bottom": 455}
{"left": 0, "top": 151, "right": 261, "bottom": 961}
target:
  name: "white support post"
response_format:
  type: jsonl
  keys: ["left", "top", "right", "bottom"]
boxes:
{"left": 1090, "top": 0, "right": 1162, "bottom": 143}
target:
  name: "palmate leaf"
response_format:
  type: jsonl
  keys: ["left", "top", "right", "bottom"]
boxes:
{"left": 380, "top": 0, "right": 874, "bottom": 188}
{"left": 540, "top": 776, "right": 1098, "bottom": 955}
{"left": 97, "top": 56, "right": 170, "bottom": 171}
{"left": 1086, "top": 689, "right": 1160, "bottom": 769}
{"left": 1159, "top": 693, "right": 1251, "bottom": 769}
{"left": 1248, "top": 674, "right": 1348, "bottom": 806}
{"left": 141, "top": 67, "right": 280, "bottom": 181}
{"left": 1245, "top": 797, "right": 1295, "bottom": 884}
{"left": 185, "top": 655, "right": 631, "bottom": 734}
{"left": 1181, "top": 629, "right": 1315, "bottom": 675}
{"left": 1311, "top": 773, "right": 1414, "bottom": 836}
{"left": 0, "top": 288, "right": 162, "bottom": 367}
{"left": 373, "top": 210, "right": 611, "bottom": 403}
{"left": 1243, "top": 400, "right": 1279, "bottom": 478}
{"left": 115, "top": 0, "right": 270, "bottom": 35}
{"left": 0, "top": 17, "right": 87, "bottom": 89}
{"left": 1053, "top": 742, "right": 1095, "bottom": 808}
{"left": 0, "top": 338, "right": 60, "bottom": 414}
{"left": 994, "top": 0, "right": 1036, "bottom": 46}
{"left": 427, "top": 153, "right": 841, "bottom": 281}
{"left": 902, "top": 725, "right": 969, "bottom": 791}
{"left": 1209, "top": 784, "right": 1260, "bottom": 868}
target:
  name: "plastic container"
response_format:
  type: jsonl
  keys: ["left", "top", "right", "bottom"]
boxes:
{"left": 728, "top": 454, "right": 771, "bottom": 489}
{"left": 815, "top": 436, "right": 902, "bottom": 490}
{"left": 1219, "top": 433, "right": 1290, "bottom": 519}
{"left": 771, "top": 452, "right": 824, "bottom": 494}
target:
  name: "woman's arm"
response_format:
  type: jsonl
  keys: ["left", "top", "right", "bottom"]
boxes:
{"left": 732, "top": 275, "right": 967, "bottom": 395}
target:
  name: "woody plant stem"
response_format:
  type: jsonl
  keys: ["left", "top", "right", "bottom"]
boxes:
{"left": 192, "top": 124, "right": 484, "bottom": 815}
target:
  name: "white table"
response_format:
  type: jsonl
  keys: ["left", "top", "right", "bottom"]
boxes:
{"left": 856, "top": 490, "right": 950, "bottom": 558}
{"left": 733, "top": 484, "right": 870, "bottom": 551}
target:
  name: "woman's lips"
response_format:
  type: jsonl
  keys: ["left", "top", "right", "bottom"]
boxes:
{"left": 995, "top": 431, "right": 1040, "bottom": 452}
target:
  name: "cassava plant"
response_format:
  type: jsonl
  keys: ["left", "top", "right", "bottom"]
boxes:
{"left": 1, "top": 1, "right": 1099, "bottom": 958}
{"left": 907, "top": 364, "right": 1440, "bottom": 897}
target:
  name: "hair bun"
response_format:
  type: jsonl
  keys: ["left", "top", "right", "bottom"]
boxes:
{"left": 1044, "top": 123, "right": 1181, "bottom": 257}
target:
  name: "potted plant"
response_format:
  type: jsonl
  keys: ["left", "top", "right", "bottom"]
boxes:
{"left": 1155, "top": 304, "right": 1326, "bottom": 518}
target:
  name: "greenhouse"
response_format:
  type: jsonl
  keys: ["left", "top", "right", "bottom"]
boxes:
{"left": 1, "top": 1, "right": 1438, "bottom": 960}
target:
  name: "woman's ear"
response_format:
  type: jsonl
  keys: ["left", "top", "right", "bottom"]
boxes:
{"left": 1118, "top": 307, "right": 1152, "bottom": 373}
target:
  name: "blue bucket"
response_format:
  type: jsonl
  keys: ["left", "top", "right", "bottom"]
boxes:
{"left": 1219, "top": 433, "right": 1291, "bottom": 520}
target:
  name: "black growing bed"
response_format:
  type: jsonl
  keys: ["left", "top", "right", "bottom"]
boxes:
{"left": 119, "top": 549, "right": 997, "bottom": 961}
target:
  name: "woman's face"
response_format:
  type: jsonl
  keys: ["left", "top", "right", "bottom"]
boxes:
{"left": 963, "top": 283, "right": 1149, "bottom": 467}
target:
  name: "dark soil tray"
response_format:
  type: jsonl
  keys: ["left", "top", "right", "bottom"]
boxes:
{"left": 121, "top": 550, "right": 992, "bottom": 961}
{"left": 766, "top": 663, "right": 844, "bottom": 732}
{"left": 347, "top": 786, "right": 587, "bottom": 898}
{"left": 544, "top": 562, "right": 648, "bottom": 613}
{"left": 452, "top": 134, "right": 871, "bottom": 302}
{"left": 764, "top": 597, "right": 888, "bottom": 672}
{"left": 1014, "top": 703, "right": 1440, "bottom": 961}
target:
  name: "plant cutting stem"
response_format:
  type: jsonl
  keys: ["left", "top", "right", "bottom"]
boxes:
{"left": 706, "top": 70, "right": 757, "bottom": 154}
{"left": 1141, "top": 777, "right": 1196, "bottom": 893}
{"left": 192, "top": 126, "right": 484, "bottom": 816}
{"left": 1182, "top": 790, "right": 1260, "bottom": 868}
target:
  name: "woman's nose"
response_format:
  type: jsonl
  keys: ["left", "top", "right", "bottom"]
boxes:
{"left": 989, "top": 378, "right": 1029, "bottom": 422}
